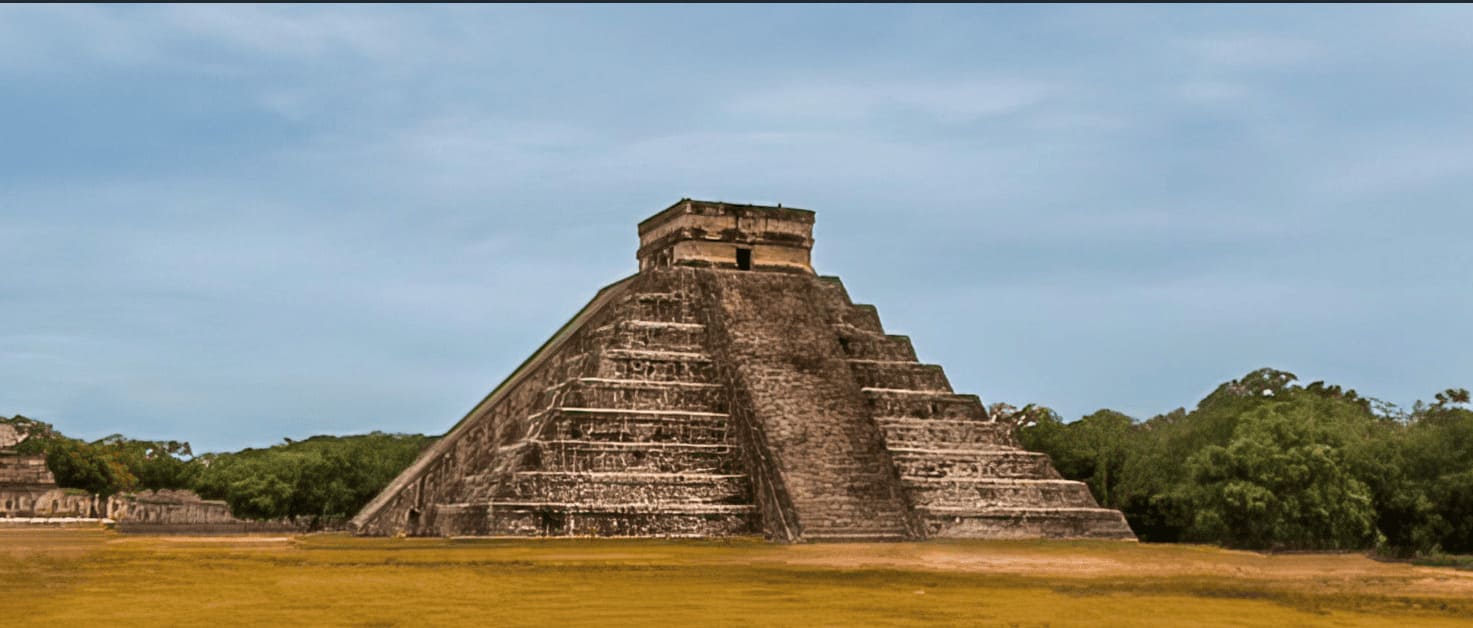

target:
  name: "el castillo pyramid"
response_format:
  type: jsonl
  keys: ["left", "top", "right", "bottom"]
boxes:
{"left": 352, "top": 200, "right": 1134, "bottom": 542}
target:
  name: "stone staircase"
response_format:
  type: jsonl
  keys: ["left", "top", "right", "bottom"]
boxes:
{"left": 436, "top": 280, "right": 759, "bottom": 538}
{"left": 707, "top": 271, "right": 912, "bottom": 542}
{"left": 818, "top": 277, "right": 1136, "bottom": 540}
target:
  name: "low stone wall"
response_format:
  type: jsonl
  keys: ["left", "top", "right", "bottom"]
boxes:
{"left": 0, "top": 486, "right": 303, "bottom": 534}
{"left": 111, "top": 489, "right": 240, "bottom": 525}
{"left": 110, "top": 489, "right": 303, "bottom": 534}
{"left": 0, "top": 486, "right": 102, "bottom": 518}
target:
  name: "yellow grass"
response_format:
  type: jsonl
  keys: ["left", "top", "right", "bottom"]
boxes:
{"left": 4, "top": 528, "right": 1472, "bottom": 626}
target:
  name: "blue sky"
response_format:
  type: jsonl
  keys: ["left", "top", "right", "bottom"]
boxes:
{"left": 2, "top": 5, "right": 1470, "bottom": 452}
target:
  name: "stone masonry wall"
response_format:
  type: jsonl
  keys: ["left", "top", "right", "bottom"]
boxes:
{"left": 0, "top": 452, "right": 55, "bottom": 486}
{"left": 111, "top": 489, "right": 302, "bottom": 534}
{"left": 0, "top": 487, "right": 98, "bottom": 518}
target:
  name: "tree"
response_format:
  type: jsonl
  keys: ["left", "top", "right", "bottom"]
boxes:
{"left": 105, "top": 436, "right": 201, "bottom": 491}
{"left": 1185, "top": 402, "right": 1379, "bottom": 550}
{"left": 1017, "top": 368, "right": 1410, "bottom": 550}
{"left": 42, "top": 438, "right": 137, "bottom": 496}
{"left": 1364, "top": 394, "right": 1473, "bottom": 554}
{"left": 191, "top": 432, "right": 435, "bottom": 526}
{"left": 1017, "top": 408, "right": 1137, "bottom": 509}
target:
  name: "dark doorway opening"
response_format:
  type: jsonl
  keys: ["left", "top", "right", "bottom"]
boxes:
{"left": 736, "top": 247, "right": 752, "bottom": 270}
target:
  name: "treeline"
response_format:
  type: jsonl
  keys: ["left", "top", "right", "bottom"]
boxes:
{"left": 9, "top": 367, "right": 1470, "bottom": 553}
{"left": 2, "top": 416, "right": 433, "bottom": 527}
{"left": 1014, "top": 368, "right": 1473, "bottom": 555}
{"left": 191, "top": 433, "right": 435, "bottom": 523}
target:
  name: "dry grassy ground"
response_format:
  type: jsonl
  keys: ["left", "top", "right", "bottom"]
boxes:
{"left": 3, "top": 527, "right": 1471, "bottom": 626}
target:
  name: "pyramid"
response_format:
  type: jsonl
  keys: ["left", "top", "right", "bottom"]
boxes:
{"left": 351, "top": 200, "right": 1134, "bottom": 542}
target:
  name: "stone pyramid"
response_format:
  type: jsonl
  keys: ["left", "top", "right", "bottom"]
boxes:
{"left": 352, "top": 200, "right": 1134, "bottom": 542}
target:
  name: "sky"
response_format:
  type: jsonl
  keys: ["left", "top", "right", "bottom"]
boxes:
{"left": 2, "top": 5, "right": 1470, "bottom": 452}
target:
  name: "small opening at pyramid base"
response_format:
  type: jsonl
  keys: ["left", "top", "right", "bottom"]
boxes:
{"left": 736, "top": 247, "right": 752, "bottom": 270}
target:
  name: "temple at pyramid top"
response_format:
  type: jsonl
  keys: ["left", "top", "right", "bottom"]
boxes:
{"left": 637, "top": 199, "right": 816, "bottom": 274}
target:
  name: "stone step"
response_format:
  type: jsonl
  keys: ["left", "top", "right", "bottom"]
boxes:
{"left": 918, "top": 506, "right": 1136, "bottom": 540}
{"left": 594, "top": 349, "right": 716, "bottom": 383}
{"left": 488, "top": 501, "right": 757, "bottom": 514}
{"left": 840, "top": 304, "right": 885, "bottom": 333}
{"left": 800, "top": 529, "right": 911, "bottom": 543}
{"left": 429, "top": 501, "right": 758, "bottom": 538}
{"left": 602, "top": 348, "right": 711, "bottom": 361}
{"left": 510, "top": 471, "right": 751, "bottom": 504}
{"left": 542, "top": 407, "right": 729, "bottom": 418}
{"left": 531, "top": 440, "right": 743, "bottom": 474}
{"left": 537, "top": 408, "right": 733, "bottom": 445}
{"left": 861, "top": 389, "right": 987, "bottom": 422}
{"left": 835, "top": 333, "right": 917, "bottom": 362}
{"left": 552, "top": 378, "right": 727, "bottom": 413}
{"left": 631, "top": 292, "right": 686, "bottom": 302}
{"left": 874, "top": 417, "right": 1017, "bottom": 449}
{"left": 629, "top": 292, "right": 700, "bottom": 324}
{"left": 900, "top": 478, "right": 1098, "bottom": 509}
{"left": 786, "top": 496, "right": 908, "bottom": 517}
{"left": 847, "top": 361, "right": 951, "bottom": 392}
{"left": 548, "top": 377, "right": 723, "bottom": 392}
{"left": 784, "top": 498, "right": 912, "bottom": 526}
{"left": 591, "top": 320, "right": 707, "bottom": 353}
{"left": 890, "top": 449, "right": 1062, "bottom": 480}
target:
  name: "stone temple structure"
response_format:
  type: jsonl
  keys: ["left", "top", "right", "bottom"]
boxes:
{"left": 1, "top": 421, "right": 292, "bottom": 531}
{"left": 0, "top": 423, "right": 99, "bottom": 518}
{"left": 352, "top": 200, "right": 1134, "bottom": 542}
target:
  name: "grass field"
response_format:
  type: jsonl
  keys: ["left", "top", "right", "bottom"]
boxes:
{"left": 3, "top": 528, "right": 1472, "bottom": 626}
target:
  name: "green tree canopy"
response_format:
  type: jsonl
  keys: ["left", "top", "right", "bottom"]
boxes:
{"left": 1018, "top": 369, "right": 1471, "bottom": 554}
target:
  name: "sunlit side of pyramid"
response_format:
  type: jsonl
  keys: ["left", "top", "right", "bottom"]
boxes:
{"left": 352, "top": 200, "right": 1135, "bottom": 542}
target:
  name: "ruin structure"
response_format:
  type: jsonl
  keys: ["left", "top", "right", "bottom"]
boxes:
{"left": 0, "top": 423, "right": 98, "bottom": 518}
{"left": 0, "top": 422, "right": 293, "bottom": 532}
{"left": 352, "top": 200, "right": 1134, "bottom": 542}
{"left": 111, "top": 489, "right": 301, "bottom": 534}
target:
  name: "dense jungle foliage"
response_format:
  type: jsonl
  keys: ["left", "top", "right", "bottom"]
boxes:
{"left": 6, "top": 367, "right": 1469, "bottom": 553}
{"left": 1013, "top": 368, "right": 1473, "bottom": 555}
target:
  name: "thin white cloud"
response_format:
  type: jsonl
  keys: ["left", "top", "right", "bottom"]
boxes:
{"left": 158, "top": 5, "right": 418, "bottom": 61}
{"left": 1172, "top": 80, "right": 1254, "bottom": 106}
{"left": 728, "top": 79, "right": 1055, "bottom": 124}
{"left": 4, "top": 4, "right": 1472, "bottom": 444}
{"left": 1183, "top": 33, "right": 1324, "bottom": 69}
{"left": 0, "top": 5, "right": 434, "bottom": 76}
{"left": 0, "top": 5, "right": 159, "bottom": 73}
{"left": 1305, "top": 132, "right": 1473, "bottom": 204}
